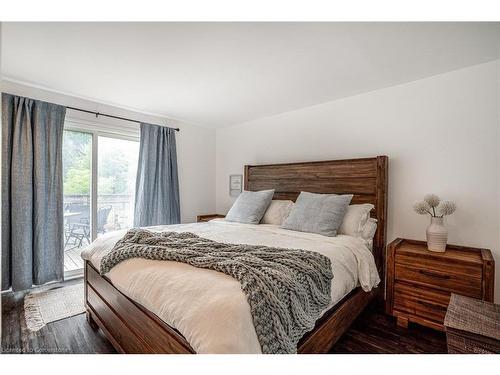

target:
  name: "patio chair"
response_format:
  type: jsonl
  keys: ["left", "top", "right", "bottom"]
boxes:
{"left": 96, "top": 205, "right": 113, "bottom": 234}
{"left": 64, "top": 203, "right": 90, "bottom": 249}
{"left": 64, "top": 205, "right": 112, "bottom": 250}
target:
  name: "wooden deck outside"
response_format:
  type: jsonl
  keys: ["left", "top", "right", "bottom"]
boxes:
{"left": 64, "top": 246, "right": 85, "bottom": 272}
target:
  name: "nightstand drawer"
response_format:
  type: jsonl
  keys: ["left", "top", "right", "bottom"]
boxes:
{"left": 394, "top": 263, "right": 482, "bottom": 298}
{"left": 395, "top": 253, "right": 482, "bottom": 278}
{"left": 394, "top": 282, "right": 450, "bottom": 323}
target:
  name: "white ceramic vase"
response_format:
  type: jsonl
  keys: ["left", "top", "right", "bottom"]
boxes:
{"left": 426, "top": 216, "right": 448, "bottom": 252}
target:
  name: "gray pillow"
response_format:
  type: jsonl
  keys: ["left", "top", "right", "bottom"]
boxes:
{"left": 281, "top": 191, "right": 353, "bottom": 236}
{"left": 225, "top": 189, "right": 275, "bottom": 224}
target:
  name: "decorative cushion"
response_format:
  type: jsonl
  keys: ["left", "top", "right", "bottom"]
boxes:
{"left": 261, "top": 200, "right": 294, "bottom": 225}
{"left": 338, "top": 203, "right": 375, "bottom": 237}
{"left": 225, "top": 189, "right": 275, "bottom": 224}
{"left": 281, "top": 192, "right": 353, "bottom": 237}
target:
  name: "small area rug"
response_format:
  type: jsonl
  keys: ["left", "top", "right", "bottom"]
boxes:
{"left": 24, "top": 283, "right": 85, "bottom": 332}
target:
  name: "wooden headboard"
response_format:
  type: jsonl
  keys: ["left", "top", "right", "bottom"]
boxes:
{"left": 244, "top": 156, "right": 388, "bottom": 275}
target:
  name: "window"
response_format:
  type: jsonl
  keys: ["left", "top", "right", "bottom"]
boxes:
{"left": 62, "top": 125, "right": 139, "bottom": 275}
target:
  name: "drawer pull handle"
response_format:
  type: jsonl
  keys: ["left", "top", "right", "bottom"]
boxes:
{"left": 417, "top": 300, "right": 447, "bottom": 311}
{"left": 418, "top": 270, "right": 450, "bottom": 279}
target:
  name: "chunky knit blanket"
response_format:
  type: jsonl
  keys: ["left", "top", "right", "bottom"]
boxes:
{"left": 100, "top": 229, "right": 333, "bottom": 354}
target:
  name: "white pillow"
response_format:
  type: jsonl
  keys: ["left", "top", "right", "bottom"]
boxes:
{"left": 261, "top": 200, "right": 294, "bottom": 225}
{"left": 361, "top": 218, "right": 378, "bottom": 240}
{"left": 338, "top": 203, "right": 374, "bottom": 237}
{"left": 361, "top": 218, "right": 378, "bottom": 250}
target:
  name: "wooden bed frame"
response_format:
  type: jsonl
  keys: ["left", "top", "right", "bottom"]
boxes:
{"left": 85, "top": 155, "right": 388, "bottom": 353}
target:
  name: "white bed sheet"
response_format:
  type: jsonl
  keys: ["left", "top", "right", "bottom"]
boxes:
{"left": 81, "top": 219, "right": 380, "bottom": 353}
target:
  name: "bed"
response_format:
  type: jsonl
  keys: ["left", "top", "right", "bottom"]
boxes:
{"left": 83, "top": 155, "right": 388, "bottom": 353}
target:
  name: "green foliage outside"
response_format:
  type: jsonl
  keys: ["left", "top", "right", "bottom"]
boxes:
{"left": 63, "top": 130, "right": 137, "bottom": 195}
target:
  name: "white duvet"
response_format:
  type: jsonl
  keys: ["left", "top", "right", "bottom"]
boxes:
{"left": 81, "top": 219, "right": 380, "bottom": 353}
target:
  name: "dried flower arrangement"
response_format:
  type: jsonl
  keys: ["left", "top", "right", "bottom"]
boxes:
{"left": 413, "top": 194, "right": 456, "bottom": 218}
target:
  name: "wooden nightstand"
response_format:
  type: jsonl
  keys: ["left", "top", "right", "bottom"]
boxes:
{"left": 386, "top": 238, "right": 495, "bottom": 331}
{"left": 196, "top": 214, "right": 225, "bottom": 222}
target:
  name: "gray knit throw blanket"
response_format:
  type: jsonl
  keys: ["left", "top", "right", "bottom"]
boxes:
{"left": 100, "top": 229, "right": 333, "bottom": 353}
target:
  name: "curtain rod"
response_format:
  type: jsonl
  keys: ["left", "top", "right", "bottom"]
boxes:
{"left": 66, "top": 106, "right": 180, "bottom": 132}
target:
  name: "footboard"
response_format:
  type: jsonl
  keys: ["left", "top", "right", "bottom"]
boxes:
{"left": 84, "top": 260, "right": 195, "bottom": 353}
{"left": 297, "top": 287, "right": 379, "bottom": 353}
{"left": 85, "top": 260, "right": 378, "bottom": 354}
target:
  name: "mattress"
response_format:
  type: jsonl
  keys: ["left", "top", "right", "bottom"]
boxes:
{"left": 81, "top": 219, "right": 380, "bottom": 353}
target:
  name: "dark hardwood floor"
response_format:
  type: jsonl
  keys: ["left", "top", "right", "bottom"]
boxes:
{"left": 330, "top": 306, "right": 447, "bottom": 354}
{"left": 1, "top": 279, "right": 115, "bottom": 354}
{"left": 1, "top": 280, "right": 447, "bottom": 354}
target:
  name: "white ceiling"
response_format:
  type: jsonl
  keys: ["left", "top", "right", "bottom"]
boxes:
{"left": 2, "top": 22, "right": 499, "bottom": 128}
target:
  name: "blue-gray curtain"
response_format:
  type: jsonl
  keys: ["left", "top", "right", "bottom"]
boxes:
{"left": 2, "top": 94, "right": 66, "bottom": 291}
{"left": 134, "top": 123, "right": 180, "bottom": 227}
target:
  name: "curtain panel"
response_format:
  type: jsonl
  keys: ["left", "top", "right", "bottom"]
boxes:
{"left": 134, "top": 123, "right": 180, "bottom": 227}
{"left": 2, "top": 93, "right": 66, "bottom": 291}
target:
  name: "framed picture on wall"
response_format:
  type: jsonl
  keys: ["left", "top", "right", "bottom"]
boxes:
{"left": 229, "top": 174, "right": 243, "bottom": 197}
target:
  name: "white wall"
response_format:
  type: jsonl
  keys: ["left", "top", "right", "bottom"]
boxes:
{"left": 216, "top": 60, "right": 500, "bottom": 302}
{"left": 1, "top": 80, "right": 217, "bottom": 223}
{"left": 3, "top": 60, "right": 499, "bottom": 301}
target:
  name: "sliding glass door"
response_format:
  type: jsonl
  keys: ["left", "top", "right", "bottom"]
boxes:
{"left": 97, "top": 136, "right": 140, "bottom": 236}
{"left": 62, "top": 127, "right": 139, "bottom": 276}
{"left": 63, "top": 130, "right": 92, "bottom": 274}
